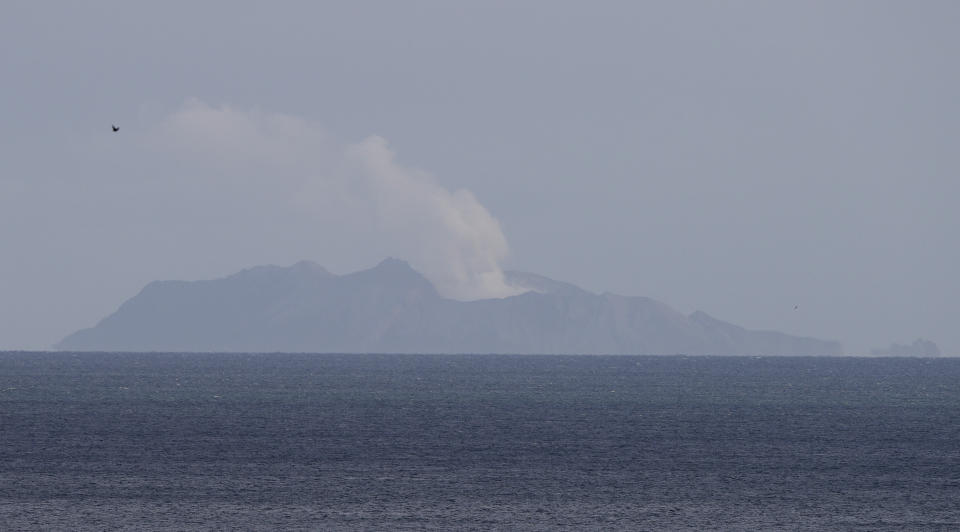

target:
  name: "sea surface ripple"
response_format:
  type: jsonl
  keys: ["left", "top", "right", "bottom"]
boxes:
{"left": 1, "top": 352, "right": 959, "bottom": 530}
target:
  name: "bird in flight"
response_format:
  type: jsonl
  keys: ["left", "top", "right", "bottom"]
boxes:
{"left": 794, "top": 305, "right": 799, "bottom": 310}
{"left": 112, "top": 125, "right": 119, "bottom": 132}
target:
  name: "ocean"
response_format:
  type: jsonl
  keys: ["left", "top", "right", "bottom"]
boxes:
{"left": 1, "top": 352, "right": 958, "bottom": 530}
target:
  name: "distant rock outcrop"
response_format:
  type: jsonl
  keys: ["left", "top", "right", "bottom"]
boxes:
{"left": 58, "top": 259, "right": 843, "bottom": 355}
{"left": 870, "top": 339, "right": 941, "bottom": 357}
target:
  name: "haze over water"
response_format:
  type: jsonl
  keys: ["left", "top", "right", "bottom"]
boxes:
{"left": 2, "top": 3, "right": 958, "bottom": 528}
{"left": 2, "top": 352, "right": 958, "bottom": 530}
{"left": 2, "top": 2, "right": 958, "bottom": 355}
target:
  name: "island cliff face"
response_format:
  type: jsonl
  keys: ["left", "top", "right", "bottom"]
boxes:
{"left": 58, "top": 259, "right": 842, "bottom": 355}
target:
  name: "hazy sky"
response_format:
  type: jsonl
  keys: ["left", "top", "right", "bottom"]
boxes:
{"left": 2, "top": 1, "right": 957, "bottom": 354}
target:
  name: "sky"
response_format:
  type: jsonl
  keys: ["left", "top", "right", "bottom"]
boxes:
{"left": 1, "top": 1, "right": 957, "bottom": 354}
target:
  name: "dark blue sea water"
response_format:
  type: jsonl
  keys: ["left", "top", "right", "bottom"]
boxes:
{"left": 1, "top": 353, "right": 959, "bottom": 530}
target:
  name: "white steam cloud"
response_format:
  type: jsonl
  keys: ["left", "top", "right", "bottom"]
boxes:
{"left": 154, "top": 99, "right": 522, "bottom": 300}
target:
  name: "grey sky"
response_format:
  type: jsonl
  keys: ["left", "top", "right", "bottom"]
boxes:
{"left": 1, "top": 1, "right": 957, "bottom": 354}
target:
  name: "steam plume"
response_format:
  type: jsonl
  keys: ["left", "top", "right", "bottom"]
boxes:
{"left": 154, "top": 99, "right": 521, "bottom": 299}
